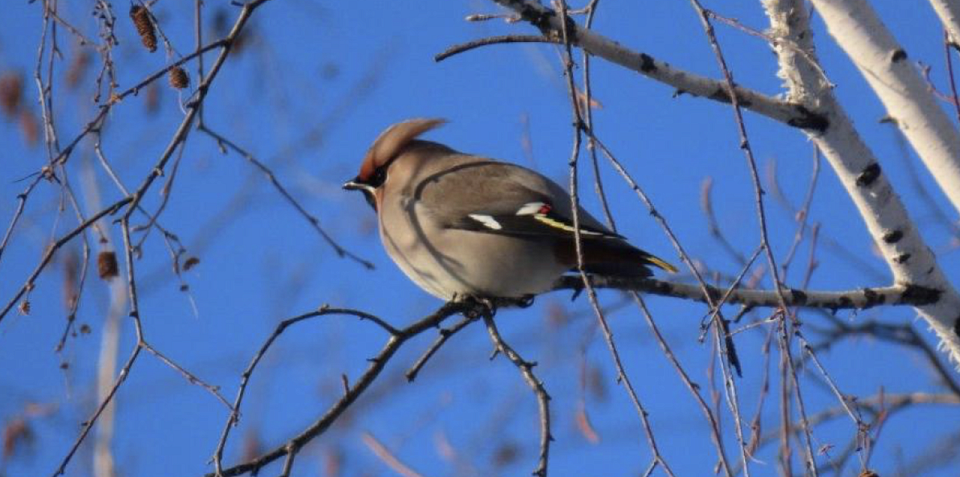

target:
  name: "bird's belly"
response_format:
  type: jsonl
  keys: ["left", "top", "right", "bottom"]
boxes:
{"left": 381, "top": 224, "right": 567, "bottom": 300}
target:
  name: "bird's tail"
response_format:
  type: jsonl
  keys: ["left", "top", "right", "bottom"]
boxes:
{"left": 560, "top": 237, "right": 678, "bottom": 277}
{"left": 639, "top": 252, "right": 678, "bottom": 273}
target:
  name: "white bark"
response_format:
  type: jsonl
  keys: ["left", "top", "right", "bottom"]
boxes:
{"left": 81, "top": 147, "right": 121, "bottom": 477}
{"left": 809, "top": 0, "right": 960, "bottom": 215}
{"left": 764, "top": 0, "right": 960, "bottom": 365}
{"left": 490, "top": 0, "right": 829, "bottom": 130}
{"left": 93, "top": 286, "right": 123, "bottom": 477}
{"left": 930, "top": 0, "right": 960, "bottom": 47}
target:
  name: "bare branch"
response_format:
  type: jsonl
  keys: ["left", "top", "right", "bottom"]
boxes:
{"left": 208, "top": 301, "right": 475, "bottom": 477}
{"left": 435, "top": 34, "right": 558, "bottom": 62}
{"left": 482, "top": 311, "right": 551, "bottom": 477}
{"left": 487, "top": 0, "right": 828, "bottom": 130}
{"left": 553, "top": 276, "right": 939, "bottom": 310}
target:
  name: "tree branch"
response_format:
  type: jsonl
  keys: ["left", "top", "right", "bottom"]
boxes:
{"left": 552, "top": 276, "right": 941, "bottom": 310}
{"left": 482, "top": 311, "right": 552, "bottom": 477}
{"left": 811, "top": 0, "right": 960, "bottom": 215}
{"left": 930, "top": 0, "right": 960, "bottom": 48}
{"left": 485, "top": 0, "right": 828, "bottom": 131}
{"left": 435, "top": 34, "right": 558, "bottom": 61}
{"left": 206, "top": 301, "right": 475, "bottom": 477}
{"left": 763, "top": 0, "right": 960, "bottom": 364}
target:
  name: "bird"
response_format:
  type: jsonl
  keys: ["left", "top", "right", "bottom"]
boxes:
{"left": 343, "top": 118, "right": 677, "bottom": 301}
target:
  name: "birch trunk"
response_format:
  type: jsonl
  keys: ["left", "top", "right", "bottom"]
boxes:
{"left": 930, "top": 0, "right": 960, "bottom": 47}
{"left": 809, "top": 0, "right": 960, "bottom": 215}
{"left": 763, "top": 0, "right": 960, "bottom": 365}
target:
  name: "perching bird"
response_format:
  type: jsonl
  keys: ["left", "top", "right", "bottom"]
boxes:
{"left": 343, "top": 118, "right": 677, "bottom": 301}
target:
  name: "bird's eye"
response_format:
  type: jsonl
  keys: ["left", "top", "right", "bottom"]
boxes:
{"left": 369, "top": 167, "right": 387, "bottom": 187}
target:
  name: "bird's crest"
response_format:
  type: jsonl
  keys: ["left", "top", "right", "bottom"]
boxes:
{"left": 359, "top": 118, "right": 447, "bottom": 181}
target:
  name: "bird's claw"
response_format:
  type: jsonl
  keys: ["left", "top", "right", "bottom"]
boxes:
{"left": 569, "top": 282, "right": 585, "bottom": 302}
{"left": 448, "top": 294, "right": 536, "bottom": 319}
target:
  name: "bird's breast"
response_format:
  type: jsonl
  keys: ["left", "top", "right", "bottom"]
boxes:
{"left": 378, "top": 198, "right": 567, "bottom": 299}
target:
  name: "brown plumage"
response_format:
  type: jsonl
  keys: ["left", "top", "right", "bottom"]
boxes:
{"left": 344, "top": 118, "right": 676, "bottom": 300}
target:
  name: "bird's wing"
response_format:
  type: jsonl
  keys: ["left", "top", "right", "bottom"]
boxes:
{"left": 411, "top": 158, "right": 678, "bottom": 274}
{"left": 413, "top": 159, "right": 621, "bottom": 240}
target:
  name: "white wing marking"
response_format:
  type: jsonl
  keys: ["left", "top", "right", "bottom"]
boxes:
{"left": 468, "top": 214, "right": 503, "bottom": 230}
{"left": 516, "top": 202, "right": 547, "bottom": 216}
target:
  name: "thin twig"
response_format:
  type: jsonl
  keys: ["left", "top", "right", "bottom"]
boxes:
{"left": 435, "top": 35, "right": 559, "bottom": 62}
{"left": 361, "top": 433, "right": 427, "bottom": 477}
{"left": 0, "top": 174, "right": 46, "bottom": 270}
{"left": 550, "top": 2, "right": 680, "bottom": 474}
{"left": 0, "top": 198, "right": 131, "bottom": 324}
{"left": 209, "top": 301, "right": 473, "bottom": 477}
{"left": 686, "top": 2, "right": 816, "bottom": 473}
{"left": 481, "top": 311, "right": 551, "bottom": 477}
{"left": 51, "top": 219, "right": 145, "bottom": 477}
{"left": 405, "top": 314, "right": 478, "bottom": 382}
{"left": 123, "top": 0, "right": 275, "bottom": 219}
{"left": 778, "top": 147, "right": 821, "bottom": 280}
{"left": 140, "top": 341, "right": 233, "bottom": 410}
{"left": 199, "top": 125, "right": 373, "bottom": 269}
{"left": 701, "top": 177, "right": 748, "bottom": 265}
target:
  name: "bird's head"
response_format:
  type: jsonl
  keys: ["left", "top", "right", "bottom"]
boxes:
{"left": 343, "top": 118, "right": 448, "bottom": 210}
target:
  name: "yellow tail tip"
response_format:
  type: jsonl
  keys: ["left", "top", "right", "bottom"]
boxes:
{"left": 646, "top": 255, "right": 678, "bottom": 274}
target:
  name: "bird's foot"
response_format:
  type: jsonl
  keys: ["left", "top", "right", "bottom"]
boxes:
{"left": 507, "top": 294, "right": 536, "bottom": 309}
{"left": 447, "top": 294, "right": 537, "bottom": 318}
{"left": 568, "top": 281, "right": 585, "bottom": 302}
{"left": 448, "top": 294, "right": 496, "bottom": 319}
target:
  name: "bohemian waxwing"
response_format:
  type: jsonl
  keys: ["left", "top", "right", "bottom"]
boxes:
{"left": 343, "top": 118, "right": 677, "bottom": 301}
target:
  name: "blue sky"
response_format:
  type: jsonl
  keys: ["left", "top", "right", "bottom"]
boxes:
{"left": 1, "top": 1, "right": 958, "bottom": 476}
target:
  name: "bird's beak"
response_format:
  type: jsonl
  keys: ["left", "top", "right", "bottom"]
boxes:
{"left": 342, "top": 178, "right": 370, "bottom": 192}
{"left": 343, "top": 177, "right": 378, "bottom": 211}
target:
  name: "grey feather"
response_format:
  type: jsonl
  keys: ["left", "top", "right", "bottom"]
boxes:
{"left": 404, "top": 154, "right": 614, "bottom": 238}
